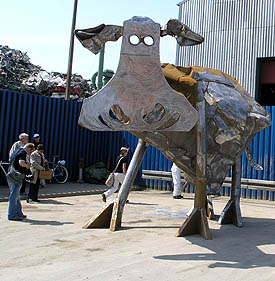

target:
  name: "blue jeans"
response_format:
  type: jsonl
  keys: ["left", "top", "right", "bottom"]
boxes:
{"left": 7, "top": 179, "right": 24, "bottom": 220}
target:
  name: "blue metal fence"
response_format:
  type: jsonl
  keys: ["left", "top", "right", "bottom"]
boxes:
{"left": 0, "top": 90, "right": 274, "bottom": 200}
{"left": 0, "top": 90, "right": 111, "bottom": 183}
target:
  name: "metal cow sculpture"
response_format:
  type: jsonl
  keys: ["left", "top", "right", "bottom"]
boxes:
{"left": 75, "top": 17, "right": 271, "bottom": 239}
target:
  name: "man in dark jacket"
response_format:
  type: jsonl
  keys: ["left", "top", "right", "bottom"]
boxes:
{"left": 7, "top": 143, "right": 35, "bottom": 221}
{"left": 9, "top": 133, "right": 29, "bottom": 195}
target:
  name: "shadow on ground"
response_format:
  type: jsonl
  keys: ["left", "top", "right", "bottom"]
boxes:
{"left": 23, "top": 218, "right": 74, "bottom": 226}
{"left": 39, "top": 199, "right": 74, "bottom": 205}
{"left": 120, "top": 225, "right": 180, "bottom": 230}
{"left": 126, "top": 202, "right": 158, "bottom": 206}
{"left": 154, "top": 217, "right": 275, "bottom": 269}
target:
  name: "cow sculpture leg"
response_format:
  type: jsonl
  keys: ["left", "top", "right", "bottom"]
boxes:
{"left": 83, "top": 139, "right": 147, "bottom": 230}
{"left": 218, "top": 156, "right": 243, "bottom": 227}
{"left": 110, "top": 139, "right": 147, "bottom": 231}
{"left": 176, "top": 89, "right": 211, "bottom": 240}
{"left": 176, "top": 184, "right": 211, "bottom": 239}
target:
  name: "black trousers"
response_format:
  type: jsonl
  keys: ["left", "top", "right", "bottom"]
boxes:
{"left": 28, "top": 178, "right": 40, "bottom": 201}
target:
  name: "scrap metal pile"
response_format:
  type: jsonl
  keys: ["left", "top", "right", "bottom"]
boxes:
{"left": 0, "top": 45, "right": 94, "bottom": 100}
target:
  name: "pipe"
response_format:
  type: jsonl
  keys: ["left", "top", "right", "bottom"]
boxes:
{"left": 65, "top": 0, "right": 78, "bottom": 100}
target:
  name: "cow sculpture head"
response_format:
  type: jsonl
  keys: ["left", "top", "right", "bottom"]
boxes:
{"left": 75, "top": 17, "right": 204, "bottom": 133}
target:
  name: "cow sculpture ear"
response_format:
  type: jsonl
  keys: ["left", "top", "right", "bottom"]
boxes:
{"left": 161, "top": 19, "right": 204, "bottom": 46}
{"left": 75, "top": 24, "right": 123, "bottom": 54}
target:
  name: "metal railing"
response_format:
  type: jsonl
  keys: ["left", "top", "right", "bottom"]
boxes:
{"left": 142, "top": 169, "right": 275, "bottom": 192}
{"left": 142, "top": 170, "right": 185, "bottom": 183}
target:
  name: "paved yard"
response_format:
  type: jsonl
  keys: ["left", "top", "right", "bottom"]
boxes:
{"left": 1, "top": 190, "right": 275, "bottom": 281}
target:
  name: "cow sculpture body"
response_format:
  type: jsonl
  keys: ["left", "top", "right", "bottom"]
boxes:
{"left": 135, "top": 63, "right": 271, "bottom": 194}
{"left": 75, "top": 16, "right": 271, "bottom": 239}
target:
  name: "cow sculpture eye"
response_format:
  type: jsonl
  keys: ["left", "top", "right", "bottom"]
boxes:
{"left": 129, "top": 35, "right": 140, "bottom": 45}
{"left": 129, "top": 35, "right": 154, "bottom": 46}
{"left": 144, "top": 36, "right": 154, "bottom": 46}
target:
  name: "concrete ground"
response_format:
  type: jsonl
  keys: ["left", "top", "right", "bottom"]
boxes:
{"left": 1, "top": 188, "right": 275, "bottom": 281}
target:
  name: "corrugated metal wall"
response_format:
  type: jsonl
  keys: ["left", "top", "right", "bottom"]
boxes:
{"left": 1, "top": 90, "right": 274, "bottom": 200}
{"left": 239, "top": 106, "right": 275, "bottom": 200}
{"left": 0, "top": 90, "right": 112, "bottom": 182}
{"left": 0, "top": 90, "right": 169, "bottom": 187}
{"left": 176, "top": 0, "right": 275, "bottom": 98}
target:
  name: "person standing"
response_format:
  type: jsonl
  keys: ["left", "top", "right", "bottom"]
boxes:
{"left": 27, "top": 144, "right": 46, "bottom": 203}
{"left": 102, "top": 147, "right": 129, "bottom": 202}
{"left": 9, "top": 133, "right": 29, "bottom": 195}
{"left": 9, "top": 133, "right": 29, "bottom": 160}
{"left": 32, "top": 133, "right": 46, "bottom": 188}
{"left": 171, "top": 163, "right": 184, "bottom": 199}
{"left": 6, "top": 143, "right": 35, "bottom": 221}
{"left": 32, "top": 133, "right": 42, "bottom": 150}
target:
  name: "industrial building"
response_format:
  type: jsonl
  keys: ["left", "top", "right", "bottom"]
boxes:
{"left": 176, "top": 0, "right": 275, "bottom": 105}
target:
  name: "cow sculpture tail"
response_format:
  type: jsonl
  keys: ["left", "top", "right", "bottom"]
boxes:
{"left": 245, "top": 146, "right": 263, "bottom": 171}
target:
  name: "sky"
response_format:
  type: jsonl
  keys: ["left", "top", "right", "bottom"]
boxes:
{"left": 0, "top": 0, "right": 181, "bottom": 80}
